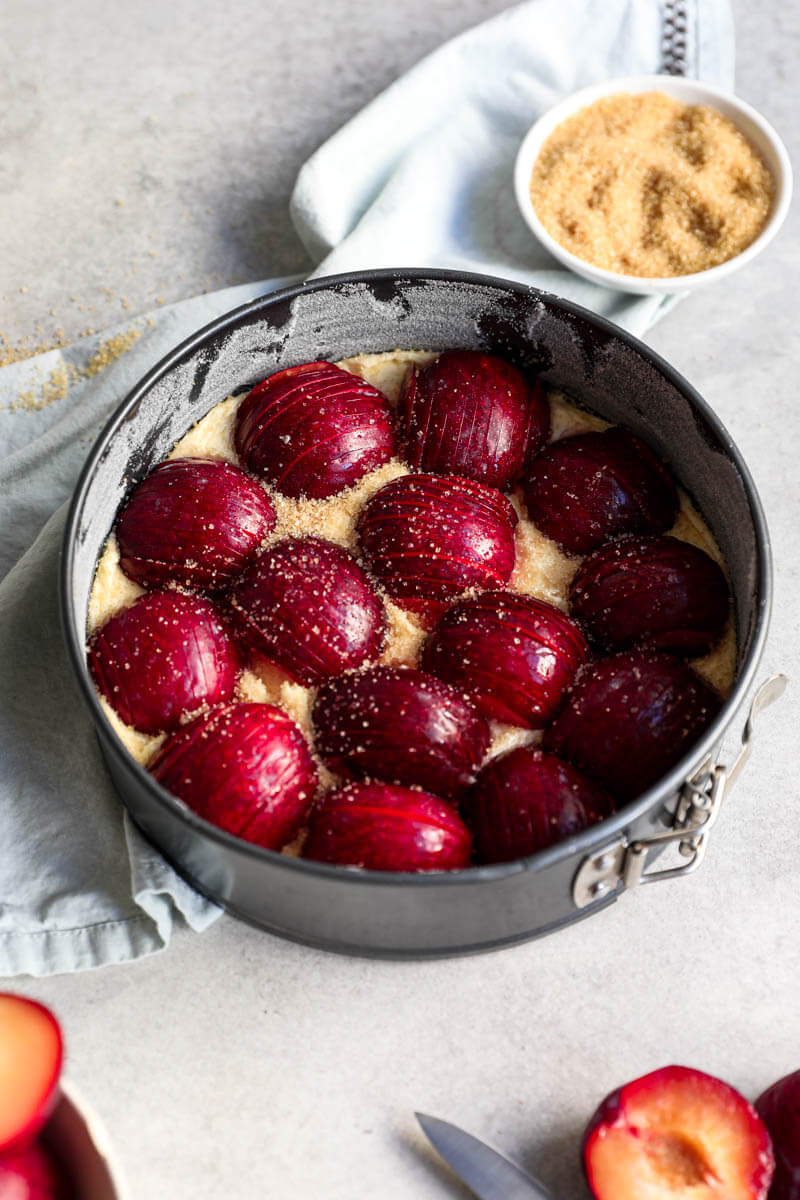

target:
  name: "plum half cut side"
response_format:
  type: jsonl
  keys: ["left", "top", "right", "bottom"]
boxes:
{"left": 312, "top": 665, "right": 490, "bottom": 801}
{"left": 302, "top": 781, "right": 472, "bottom": 872}
{"left": 422, "top": 591, "right": 587, "bottom": 728}
{"left": 583, "top": 1065, "right": 775, "bottom": 1200}
{"left": 229, "top": 536, "right": 386, "bottom": 686}
{"left": 149, "top": 702, "right": 318, "bottom": 852}
{"left": 0, "top": 994, "right": 63, "bottom": 1154}
{"left": 115, "top": 457, "right": 276, "bottom": 590}
{"left": 398, "top": 349, "right": 550, "bottom": 488}
{"left": 357, "top": 472, "right": 518, "bottom": 625}
{"left": 521, "top": 426, "right": 679, "bottom": 556}
{"left": 569, "top": 534, "right": 730, "bottom": 656}
{"left": 463, "top": 747, "right": 614, "bottom": 864}
{"left": 234, "top": 360, "right": 395, "bottom": 499}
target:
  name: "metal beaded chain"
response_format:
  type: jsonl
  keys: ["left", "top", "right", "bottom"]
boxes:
{"left": 661, "top": 0, "right": 689, "bottom": 75}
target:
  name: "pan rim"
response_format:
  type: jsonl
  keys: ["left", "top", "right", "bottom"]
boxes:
{"left": 60, "top": 267, "right": 773, "bottom": 890}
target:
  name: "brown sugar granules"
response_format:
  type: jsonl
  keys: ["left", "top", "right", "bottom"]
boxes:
{"left": 529, "top": 91, "right": 774, "bottom": 277}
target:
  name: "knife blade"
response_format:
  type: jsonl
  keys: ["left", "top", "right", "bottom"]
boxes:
{"left": 415, "top": 1112, "right": 554, "bottom": 1200}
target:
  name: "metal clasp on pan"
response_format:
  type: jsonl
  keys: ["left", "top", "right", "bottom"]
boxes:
{"left": 572, "top": 674, "right": 787, "bottom": 909}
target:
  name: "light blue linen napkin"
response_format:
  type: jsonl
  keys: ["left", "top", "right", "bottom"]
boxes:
{"left": 0, "top": 0, "right": 733, "bottom": 976}
{"left": 292, "top": 0, "right": 734, "bottom": 333}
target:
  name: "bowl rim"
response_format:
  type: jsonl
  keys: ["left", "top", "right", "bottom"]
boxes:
{"left": 513, "top": 73, "right": 794, "bottom": 295}
{"left": 60, "top": 267, "right": 773, "bottom": 890}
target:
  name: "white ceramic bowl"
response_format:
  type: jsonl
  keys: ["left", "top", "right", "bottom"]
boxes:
{"left": 513, "top": 74, "right": 793, "bottom": 295}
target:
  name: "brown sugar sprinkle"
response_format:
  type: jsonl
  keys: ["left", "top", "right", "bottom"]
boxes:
{"left": 2, "top": 321, "right": 151, "bottom": 413}
{"left": 529, "top": 91, "right": 774, "bottom": 277}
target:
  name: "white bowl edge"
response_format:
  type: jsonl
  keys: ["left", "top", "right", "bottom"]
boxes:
{"left": 513, "top": 74, "right": 793, "bottom": 295}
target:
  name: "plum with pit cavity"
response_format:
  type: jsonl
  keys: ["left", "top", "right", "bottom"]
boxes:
{"left": 302, "top": 781, "right": 472, "bottom": 871}
{"left": 149, "top": 702, "right": 318, "bottom": 851}
{"left": 234, "top": 360, "right": 395, "bottom": 498}
{"left": 116, "top": 457, "right": 275, "bottom": 590}
{"left": 583, "top": 1065, "right": 774, "bottom": 1200}
{"left": 398, "top": 349, "right": 550, "bottom": 488}
{"left": 230, "top": 536, "right": 385, "bottom": 685}
{"left": 522, "top": 426, "right": 679, "bottom": 555}
{"left": 88, "top": 591, "right": 241, "bottom": 734}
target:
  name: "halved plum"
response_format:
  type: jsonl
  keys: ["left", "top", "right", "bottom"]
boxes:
{"left": 398, "top": 349, "right": 550, "bottom": 488}
{"left": 302, "top": 781, "right": 472, "bottom": 871}
{"left": 88, "top": 591, "right": 241, "bottom": 734}
{"left": 463, "top": 747, "right": 614, "bottom": 864}
{"left": 229, "top": 536, "right": 385, "bottom": 686}
{"left": 0, "top": 995, "right": 63, "bottom": 1155}
{"left": 755, "top": 1068, "right": 800, "bottom": 1200}
{"left": 569, "top": 535, "right": 729, "bottom": 655}
{"left": 357, "top": 472, "right": 517, "bottom": 624}
{"left": 234, "top": 361, "right": 395, "bottom": 498}
{"left": 149, "top": 702, "right": 318, "bottom": 851}
{"left": 521, "top": 427, "right": 679, "bottom": 555}
{"left": 313, "top": 665, "right": 490, "bottom": 801}
{"left": 583, "top": 1065, "right": 774, "bottom": 1200}
{"left": 116, "top": 457, "right": 275, "bottom": 590}
{"left": 0, "top": 1144, "right": 66, "bottom": 1200}
{"left": 543, "top": 650, "right": 720, "bottom": 801}
{"left": 421, "top": 591, "right": 587, "bottom": 728}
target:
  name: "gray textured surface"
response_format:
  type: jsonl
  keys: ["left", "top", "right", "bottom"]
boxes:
{"left": 3, "top": 2, "right": 800, "bottom": 1199}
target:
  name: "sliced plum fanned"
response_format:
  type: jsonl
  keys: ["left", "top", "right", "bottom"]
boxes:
{"left": 357, "top": 472, "right": 518, "bottom": 624}
{"left": 398, "top": 349, "right": 550, "bottom": 488}
{"left": 116, "top": 457, "right": 275, "bottom": 590}
{"left": 302, "top": 781, "right": 472, "bottom": 872}
{"left": 230, "top": 536, "right": 385, "bottom": 685}
{"left": 234, "top": 361, "right": 395, "bottom": 498}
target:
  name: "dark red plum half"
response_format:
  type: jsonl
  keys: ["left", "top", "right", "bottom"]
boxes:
{"left": 756, "top": 1069, "right": 800, "bottom": 1200}
{"left": 229, "top": 536, "right": 385, "bottom": 685}
{"left": 149, "top": 702, "right": 318, "bottom": 851}
{"left": 569, "top": 534, "right": 729, "bottom": 655}
{"left": 463, "top": 747, "right": 614, "bottom": 864}
{"left": 313, "top": 665, "right": 490, "bottom": 800}
{"left": 234, "top": 360, "right": 395, "bottom": 498}
{"left": 522, "top": 427, "right": 679, "bottom": 555}
{"left": 0, "top": 1144, "right": 66, "bottom": 1200}
{"left": 543, "top": 650, "right": 721, "bottom": 802}
{"left": 398, "top": 349, "right": 550, "bottom": 488}
{"left": 115, "top": 457, "right": 275, "bottom": 590}
{"left": 357, "top": 472, "right": 517, "bottom": 624}
{"left": 88, "top": 591, "right": 241, "bottom": 734}
{"left": 302, "top": 781, "right": 472, "bottom": 872}
{"left": 422, "top": 591, "right": 587, "bottom": 728}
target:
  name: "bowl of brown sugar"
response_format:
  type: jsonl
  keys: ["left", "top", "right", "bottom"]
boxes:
{"left": 513, "top": 75, "right": 792, "bottom": 294}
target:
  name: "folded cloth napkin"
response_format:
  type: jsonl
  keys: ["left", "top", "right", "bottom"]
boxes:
{"left": 0, "top": 0, "right": 733, "bottom": 977}
{"left": 292, "top": 0, "right": 734, "bottom": 332}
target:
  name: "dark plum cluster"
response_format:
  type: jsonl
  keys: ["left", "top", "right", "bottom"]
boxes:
{"left": 87, "top": 350, "right": 729, "bottom": 873}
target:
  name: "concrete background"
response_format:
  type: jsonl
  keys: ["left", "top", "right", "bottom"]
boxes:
{"left": 2, "top": 1, "right": 799, "bottom": 1198}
